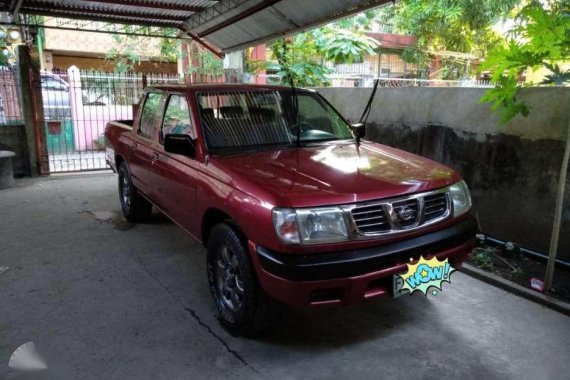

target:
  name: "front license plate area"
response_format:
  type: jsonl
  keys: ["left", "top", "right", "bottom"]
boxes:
{"left": 392, "top": 274, "right": 408, "bottom": 298}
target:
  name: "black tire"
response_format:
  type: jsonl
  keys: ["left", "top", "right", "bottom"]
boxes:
{"left": 118, "top": 162, "right": 152, "bottom": 223}
{"left": 207, "top": 223, "right": 280, "bottom": 337}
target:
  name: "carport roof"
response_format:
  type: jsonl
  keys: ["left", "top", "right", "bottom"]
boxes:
{"left": 1, "top": 0, "right": 391, "bottom": 53}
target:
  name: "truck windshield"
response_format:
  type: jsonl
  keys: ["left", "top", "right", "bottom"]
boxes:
{"left": 197, "top": 90, "right": 354, "bottom": 155}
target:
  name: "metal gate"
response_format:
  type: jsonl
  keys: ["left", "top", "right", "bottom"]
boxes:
{"left": 32, "top": 69, "right": 224, "bottom": 173}
{"left": 32, "top": 69, "right": 145, "bottom": 173}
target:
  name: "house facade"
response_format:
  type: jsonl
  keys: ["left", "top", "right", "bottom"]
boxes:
{"left": 40, "top": 19, "right": 177, "bottom": 73}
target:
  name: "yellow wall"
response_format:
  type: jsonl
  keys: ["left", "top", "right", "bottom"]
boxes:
{"left": 43, "top": 20, "right": 164, "bottom": 56}
{"left": 525, "top": 61, "right": 570, "bottom": 84}
{"left": 43, "top": 19, "right": 174, "bottom": 73}
{"left": 363, "top": 52, "right": 420, "bottom": 76}
{"left": 50, "top": 55, "right": 177, "bottom": 73}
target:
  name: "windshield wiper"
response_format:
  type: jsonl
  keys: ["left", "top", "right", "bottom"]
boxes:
{"left": 291, "top": 86, "right": 300, "bottom": 146}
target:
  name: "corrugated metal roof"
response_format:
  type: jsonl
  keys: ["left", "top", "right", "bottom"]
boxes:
{"left": 0, "top": 0, "right": 213, "bottom": 27}
{"left": 185, "top": 0, "right": 392, "bottom": 52}
{"left": 2, "top": 0, "right": 392, "bottom": 52}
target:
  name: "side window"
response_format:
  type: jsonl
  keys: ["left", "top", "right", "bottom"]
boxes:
{"left": 161, "top": 94, "right": 193, "bottom": 141}
{"left": 139, "top": 92, "right": 162, "bottom": 137}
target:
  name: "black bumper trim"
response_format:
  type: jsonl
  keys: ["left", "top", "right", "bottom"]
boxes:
{"left": 256, "top": 217, "right": 477, "bottom": 281}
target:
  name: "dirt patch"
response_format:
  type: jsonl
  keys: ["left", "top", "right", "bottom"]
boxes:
{"left": 78, "top": 210, "right": 134, "bottom": 231}
{"left": 468, "top": 241, "right": 570, "bottom": 304}
{"left": 111, "top": 215, "right": 135, "bottom": 231}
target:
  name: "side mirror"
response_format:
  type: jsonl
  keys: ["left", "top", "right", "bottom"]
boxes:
{"left": 351, "top": 123, "right": 366, "bottom": 143}
{"left": 164, "top": 134, "right": 196, "bottom": 158}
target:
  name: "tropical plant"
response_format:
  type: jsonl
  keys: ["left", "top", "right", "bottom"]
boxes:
{"left": 480, "top": 1, "right": 570, "bottom": 123}
{"left": 257, "top": 27, "right": 379, "bottom": 86}
{"left": 315, "top": 28, "right": 379, "bottom": 64}
{"left": 265, "top": 35, "right": 331, "bottom": 87}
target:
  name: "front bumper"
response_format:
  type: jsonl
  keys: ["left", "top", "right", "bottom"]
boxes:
{"left": 250, "top": 217, "right": 477, "bottom": 306}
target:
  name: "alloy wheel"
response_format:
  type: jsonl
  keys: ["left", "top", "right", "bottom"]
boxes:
{"left": 121, "top": 173, "right": 131, "bottom": 209}
{"left": 215, "top": 245, "right": 244, "bottom": 312}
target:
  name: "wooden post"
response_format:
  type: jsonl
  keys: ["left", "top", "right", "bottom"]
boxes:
{"left": 377, "top": 49, "right": 382, "bottom": 78}
{"left": 16, "top": 45, "right": 48, "bottom": 175}
{"left": 545, "top": 103, "right": 570, "bottom": 289}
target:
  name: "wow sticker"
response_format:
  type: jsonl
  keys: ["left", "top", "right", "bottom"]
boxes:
{"left": 399, "top": 256, "right": 455, "bottom": 296}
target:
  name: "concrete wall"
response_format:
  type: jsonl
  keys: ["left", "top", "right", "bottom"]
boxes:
{"left": 0, "top": 124, "right": 30, "bottom": 177}
{"left": 319, "top": 87, "right": 570, "bottom": 260}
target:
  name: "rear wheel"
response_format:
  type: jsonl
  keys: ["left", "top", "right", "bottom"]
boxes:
{"left": 207, "top": 223, "right": 280, "bottom": 337}
{"left": 118, "top": 162, "right": 152, "bottom": 223}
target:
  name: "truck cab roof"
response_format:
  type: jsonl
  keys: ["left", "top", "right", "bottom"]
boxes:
{"left": 146, "top": 83, "right": 313, "bottom": 93}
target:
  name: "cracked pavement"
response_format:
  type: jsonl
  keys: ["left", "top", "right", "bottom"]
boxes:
{"left": 1, "top": 173, "right": 569, "bottom": 379}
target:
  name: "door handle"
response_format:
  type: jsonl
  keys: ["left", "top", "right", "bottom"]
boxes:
{"left": 151, "top": 152, "right": 159, "bottom": 162}
{"left": 130, "top": 142, "right": 137, "bottom": 150}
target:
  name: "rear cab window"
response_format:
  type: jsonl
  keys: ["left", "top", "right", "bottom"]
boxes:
{"left": 160, "top": 94, "right": 194, "bottom": 143}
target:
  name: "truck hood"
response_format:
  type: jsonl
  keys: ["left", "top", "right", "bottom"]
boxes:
{"left": 211, "top": 141, "right": 459, "bottom": 208}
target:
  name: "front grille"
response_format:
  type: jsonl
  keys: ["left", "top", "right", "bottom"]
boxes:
{"left": 424, "top": 193, "right": 448, "bottom": 221}
{"left": 348, "top": 189, "right": 450, "bottom": 236}
{"left": 350, "top": 204, "right": 390, "bottom": 234}
{"left": 392, "top": 198, "right": 420, "bottom": 227}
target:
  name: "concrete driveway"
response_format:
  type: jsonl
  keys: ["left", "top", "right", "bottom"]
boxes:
{"left": 1, "top": 173, "right": 568, "bottom": 380}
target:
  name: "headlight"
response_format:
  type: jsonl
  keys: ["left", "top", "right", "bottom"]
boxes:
{"left": 449, "top": 180, "right": 471, "bottom": 216}
{"left": 272, "top": 207, "right": 349, "bottom": 244}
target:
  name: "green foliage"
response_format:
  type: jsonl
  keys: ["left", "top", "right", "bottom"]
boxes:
{"left": 187, "top": 49, "right": 224, "bottom": 77}
{"left": 106, "top": 26, "right": 180, "bottom": 72}
{"left": 316, "top": 29, "right": 379, "bottom": 64}
{"left": 260, "top": 28, "right": 378, "bottom": 86}
{"left": 392, "top": 0, "right": 519, "bottom": 53}
{"left": 265, "top": 36, "right": 331, "bottom": 87}
{"left": 470, "top": 247, "right": 494, "bottom": 271}
{"left": 542, "top": 63, "right": 570, "bottom": 86}
{"left": 334, "top": 7, "right": 397, "bottom": 33}
{"left": 0, "top": 52, "right": 10, "bottom": 67}
{"left": 480, "top": 1, "right": 570, "bottom": 124}
{"left": 383, "top": 0, "right": 520, "bottom": 78}
{"left": 480, "top": 75, "right": 530, "bottom": 124}
{"left": 0, "top": 27, "right": 14, "bottom": 67}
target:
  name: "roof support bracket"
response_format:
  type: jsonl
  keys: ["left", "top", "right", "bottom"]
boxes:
{"left": 180, "top": 26, "right": 225, "bottom": 59}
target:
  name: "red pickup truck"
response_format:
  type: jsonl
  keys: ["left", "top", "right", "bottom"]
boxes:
{"left": 105, "top": 84, "right": 476, "bottom": 336}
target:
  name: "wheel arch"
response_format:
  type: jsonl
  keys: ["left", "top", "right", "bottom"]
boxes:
{"left": 115, "top": 154, "right": 126, "bottom": 169}
{"left": 201, "top": 208, "right": 246, "bottom": 247}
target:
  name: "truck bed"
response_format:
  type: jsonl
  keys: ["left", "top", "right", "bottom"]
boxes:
{"left": 107, "top": 120, "right": 134, "bottom": 130}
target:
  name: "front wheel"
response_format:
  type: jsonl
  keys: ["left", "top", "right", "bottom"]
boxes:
{"left": 118, "top": 162, "right": 152, "bottom": 223}
{"left": 207, "top": 223, "right": 280, "bottom": 337}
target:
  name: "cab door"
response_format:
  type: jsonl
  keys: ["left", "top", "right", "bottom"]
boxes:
{"left": 151, "top": 93, "right": 200, "bottom": 233}
{"left": 128, "top": 92, "right": 163, "bottom": 197}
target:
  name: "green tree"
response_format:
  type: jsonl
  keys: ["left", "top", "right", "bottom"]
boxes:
{"left": 187, "top": 48, "right": 224, "bottom": 77}
{"left": 265, "top": 35, "right": 331, "bottom": 87}
{"left": 384, "top": 0, "right": 521, "bottom": 78}
{"left": 333, "top": 7, "right": 396, "bottom": 32}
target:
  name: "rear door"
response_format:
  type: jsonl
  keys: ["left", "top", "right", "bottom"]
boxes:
{"left": 151, "top": 93, "right": 200, "bottom": 233}
{"left": 128, "top": 91, "right": 163, "bottom": 197}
